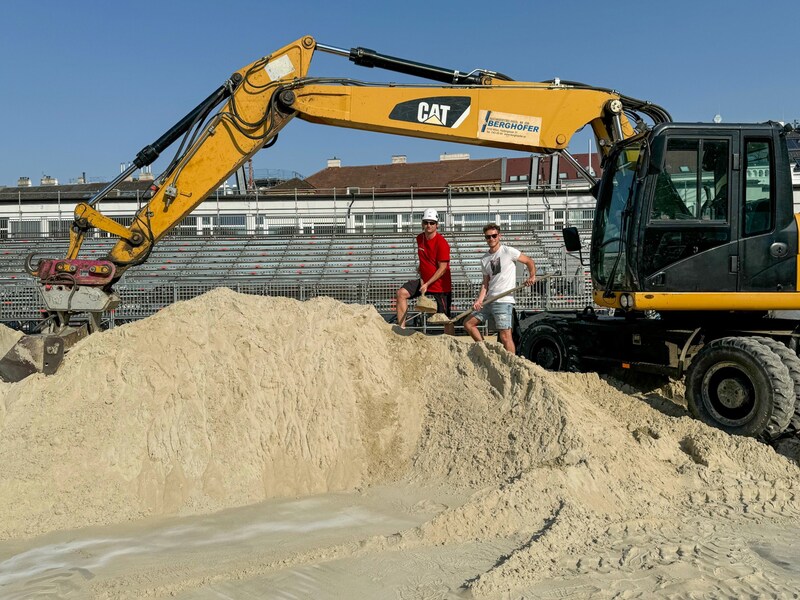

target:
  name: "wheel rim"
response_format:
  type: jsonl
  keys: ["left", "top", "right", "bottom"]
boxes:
{"left": 531, "top": 338, "right": 562, "bottom": 370}
{"left": 701, "top": 361, "right": 757, "bottom": 426}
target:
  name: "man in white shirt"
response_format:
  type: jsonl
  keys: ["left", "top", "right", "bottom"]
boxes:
{"left": 463, "top": 223, "right": 536, "bottom": 353}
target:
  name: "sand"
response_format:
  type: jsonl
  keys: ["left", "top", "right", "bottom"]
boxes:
{"left": 0, "top": 288, "right": 798, "bottom": 599}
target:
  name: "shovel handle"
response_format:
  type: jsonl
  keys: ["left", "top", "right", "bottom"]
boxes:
{"left": 449, "top": 282, "right": 531, "bottom": 324}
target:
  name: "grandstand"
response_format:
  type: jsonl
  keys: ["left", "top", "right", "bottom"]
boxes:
{"left": 0, "top": 228, "right": 593, "bottom": 331}
{"left": 0, "top": 153, "right": 602, "bottom": 331}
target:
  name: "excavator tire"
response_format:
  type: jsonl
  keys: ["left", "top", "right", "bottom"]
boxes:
{"left": 685, "top": 336, "right": 794, "bottom": 440}
{"left": 752, "top": 336, "right": 800, "bottom": 436}
{"left": 518, "top": 319, "right": 581, "bottom": 372}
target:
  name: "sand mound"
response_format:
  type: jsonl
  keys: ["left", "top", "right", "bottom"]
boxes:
{"left": 0, "top": 288, "right": 591, "bottom": 539}
{"left": 0, "top": 324, "right": 23, "bottom": 357}
{"left": 0, "top": 289, "right": 433, "bottom": 537}
{"left": 1, "top": 288, "right": 799, "bottom": 597}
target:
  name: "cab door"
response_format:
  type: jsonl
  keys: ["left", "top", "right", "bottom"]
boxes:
{"left": 737, "top": 133, "right": 798, "bottom": 292}
{"left": 639, "top": 131, "right": 739, "bottom": 292}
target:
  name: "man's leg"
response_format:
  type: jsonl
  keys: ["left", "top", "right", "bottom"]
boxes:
{"left": 396, "top": 287, "right": 411, "bottom": 329}
{"left": 396, "top": 280, "right": 421, "bottom": 329}
{"left": 434, "top": 292, "right": 455, "bottom": 336}
{"left": 495, "top": 304, "right": 515, "bottom": 352}
{"left": 497, "top": 328, "right": 515, "bottom": 353}
{"left": 463, "top": 315, "right": 483, "bottom": 342}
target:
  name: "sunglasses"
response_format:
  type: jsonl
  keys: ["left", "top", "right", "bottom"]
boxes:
{"left": 422, "top": 220, "right": 437, "bottom": 226}
{"left": 484, "top": 233, "right": 499, "bottom": 239}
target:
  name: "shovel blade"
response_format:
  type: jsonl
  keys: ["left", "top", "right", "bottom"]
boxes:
{"left": 415, "top": 295, "right": 438, "bottom": 314}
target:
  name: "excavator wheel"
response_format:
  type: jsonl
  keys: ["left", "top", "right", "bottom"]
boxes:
{"left": 685, "top": 336, "right": 794, "bottom": 440}
{"left": 752, "top": 337, "right": 800, "bottom": 436}
{"left": 518, "top": 320, "right": 581, "bottom": 372}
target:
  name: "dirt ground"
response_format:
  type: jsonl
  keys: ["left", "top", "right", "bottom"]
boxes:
{"left": 0, "top": 288, "right": 798, "bottom": 599}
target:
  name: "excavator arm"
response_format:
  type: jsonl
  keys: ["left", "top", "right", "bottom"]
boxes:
{"left": 3, "top": 35, "right": 667, "bottom": 381}
{"left": 66, "top": 35, "right": 648, "bottom": 274}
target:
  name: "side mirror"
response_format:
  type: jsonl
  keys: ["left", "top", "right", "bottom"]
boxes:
{"left": 562, "top": 226, "right": 582, "bottom": 252}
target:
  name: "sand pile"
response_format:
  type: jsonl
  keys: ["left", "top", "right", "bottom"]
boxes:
{"left": 1, "top": 288, "right": 799, "bottom": 597}
{"left": 0, "top": 289, "right": 435, "bottom": 537}
{"left": 0, "top": 324, "right": 23, "bottom": 357}
{"left": 0, "top": 288, "right": 589, "bottom": 539}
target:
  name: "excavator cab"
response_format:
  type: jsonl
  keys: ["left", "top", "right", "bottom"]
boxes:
{"left": 540, "top": 122, "right": 800, "bottom": 440}
{"left": 588, "top": 122, "right": 798, "bottom": 309}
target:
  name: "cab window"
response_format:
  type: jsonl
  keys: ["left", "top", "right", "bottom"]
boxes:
{"left": 650, "top": 138, "right": 729, "bottom": 222}
{"left": 743, "top": 140, "right": 773, "bottom": 236}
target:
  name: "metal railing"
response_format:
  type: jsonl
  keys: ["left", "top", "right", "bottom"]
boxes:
{"left": 0, "top": 274, "right": 595, "bottom": 331}
{"left": 0, "top": 186, "right": 597, "bottom": 239}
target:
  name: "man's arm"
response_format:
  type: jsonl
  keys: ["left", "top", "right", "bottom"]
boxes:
{"left": 419, "top": 260, "right": 449, "bottom": 294}
{"left": 517, "top": 253, "right": 537, "bottom": 286}
{"left": 473, "top": 273, "right": 490, "bottom": 310}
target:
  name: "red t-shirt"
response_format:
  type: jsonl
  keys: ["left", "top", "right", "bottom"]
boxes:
{"left": 416, "top": 232, "right": 452, "bottom": 293}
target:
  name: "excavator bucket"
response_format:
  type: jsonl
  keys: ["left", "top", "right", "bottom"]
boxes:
{"left": 0, "top": 325, "right": 89, "bottom": 383}
{"left": 0, "top": 335, "right": 65, "bottom": 382}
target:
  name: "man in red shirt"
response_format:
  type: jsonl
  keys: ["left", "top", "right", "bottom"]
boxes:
{"left": 395, "top": 208, "right": 454, "bottom": 334}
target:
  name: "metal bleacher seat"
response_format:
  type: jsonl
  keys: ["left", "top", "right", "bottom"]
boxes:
{"left": 0, "top": 227, "right": 583, "bottom": 328}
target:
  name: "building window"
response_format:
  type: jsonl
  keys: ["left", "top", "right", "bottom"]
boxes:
{"left": 10, "top": 220, "right": 41, "bottom": 237}
{"left": 219, "top": 214, "right": 247, "bottom": 235}
{"left": 47, "top": 220, "right": 72, "bottom": 238}
{"left": 567, "top": 209, "right": 595, "bottom": 230}
{"left": 176, "top": 216, "right": 198, "bottom": 236}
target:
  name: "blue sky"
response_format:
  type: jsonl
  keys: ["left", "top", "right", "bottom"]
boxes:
{"left": 0, "top": 0, "right": 796, "bottom": 187}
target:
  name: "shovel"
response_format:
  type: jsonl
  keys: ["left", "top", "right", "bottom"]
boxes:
{"left": 439, "top": 283, "right": 531, "bottom": 325}
{"left": 415, "top": 292, "right": 438, "bottom": 314}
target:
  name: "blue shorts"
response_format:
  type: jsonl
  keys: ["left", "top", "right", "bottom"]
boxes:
{"left": 473, "top": 302, "right": 514, "bottom": 330}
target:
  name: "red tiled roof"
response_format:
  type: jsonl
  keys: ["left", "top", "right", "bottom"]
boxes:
{"left": 303, "top": 153, "right": 601, "bottom": 191}
{"left": 305, "top": 158, "right": 502, "bottom": 192}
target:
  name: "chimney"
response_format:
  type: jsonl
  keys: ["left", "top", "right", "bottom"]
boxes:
{"left": 327, "top": 158, "right": 341, "bottom": 168}
{"left": 440, "top": 152, "right": 470, "bottom": 161}
{"left": 119, "top": 162, "right": 134, "bottom": 182}
{"left": 391, "top": 155, "right": 407, "bottom": 164}
{"left": 139, "top": 165, "right": 154, "bottom": 181}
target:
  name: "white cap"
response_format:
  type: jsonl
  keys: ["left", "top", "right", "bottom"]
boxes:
{"left": 422, "top": 208, "right": 439, "bottom": 222}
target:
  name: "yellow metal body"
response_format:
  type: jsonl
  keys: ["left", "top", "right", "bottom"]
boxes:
{"left": 288, "top": 82, "right": 631, "bottom": 153}
{"left": 594, "top": 289, "right": 800, "bottom": 312}
{"left": 72, "top": 36, "right": 317, "bottom": 270}
{"left": 591, "top": 212, "right": 800, "bottom": 312}
{"left": 65, "top": 35, "right": 631, "bottom": 277}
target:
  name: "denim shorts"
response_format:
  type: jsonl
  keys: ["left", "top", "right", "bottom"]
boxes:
{"left": 473, "top": 302, "right": 514, "bottom": 330}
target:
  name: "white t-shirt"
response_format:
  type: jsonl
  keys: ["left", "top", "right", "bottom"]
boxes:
{"left": 480, "top": 245, "right": 522, "bottom": 303}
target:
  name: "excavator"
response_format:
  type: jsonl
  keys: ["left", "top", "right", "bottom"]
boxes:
{"left": 1, "top": 35, "right": 798, "bottom": 442}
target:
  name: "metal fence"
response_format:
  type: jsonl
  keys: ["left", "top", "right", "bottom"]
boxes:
{"left": 0, "top": 187, "right": 598, "bottom": 332}
{"left": 0, "top": 274, "right": 595, "bottom": 331}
